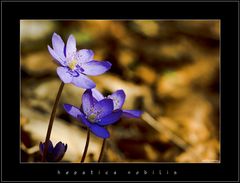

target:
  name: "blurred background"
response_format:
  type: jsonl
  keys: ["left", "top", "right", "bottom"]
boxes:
{"left": 20, "top": 20, "right": 220, "bottom": 163}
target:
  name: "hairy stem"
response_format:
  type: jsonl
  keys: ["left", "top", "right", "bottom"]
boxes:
{"left": 81, "top": 128, "right": 90, "bottom": 163}
{"left": 42, "top": 82, "right": 65, "bottom": 162}
{"left": 98, "top": 138, "right": 106, "bottom": 162}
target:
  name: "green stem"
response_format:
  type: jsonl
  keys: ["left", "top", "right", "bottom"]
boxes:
{"left": 42, "top": 81, "right": 65, "bottom": 162}
{"left": 98, "top": 138, "right": 106, "bottom": 162}
{"left": 81, "top": 128, "right": 90, "bottom": 163}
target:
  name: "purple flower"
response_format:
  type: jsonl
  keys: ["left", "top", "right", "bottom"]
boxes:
{"left": 92, "top": 88, "right": 143, "bottom": 118}
{"left": 64, "top": 90, "right": 122, "bottom": 139}
{"left": 48, "top": 33, "right": 112, "bottom": 89}
{"left": 39, "top": 141, "right": 67, "bottom": 162}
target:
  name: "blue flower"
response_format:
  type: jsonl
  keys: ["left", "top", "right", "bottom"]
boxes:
{"left": 64, "top": 90, "right": 122, "bottom": 139}
{"left": 39, "top": 140, "right": 67, "bottom": 162}
{"left": 92, "top": 88, "right": 143, "bottom": 118}
{"left": 48, "top": 33, "right": 112, "bottom": 89}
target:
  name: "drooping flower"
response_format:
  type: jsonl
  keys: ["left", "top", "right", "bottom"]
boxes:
{"left": 48, "top": 33, "right": 112, "bottom": 89}
{"left": 92, "top": 88, "right": 142, "bottom": 118}
{"left": 39, "top": 140, "right": 67, "bottom": 162}
{"left": 64, "top": 89, "right": 122, "bottom": 139}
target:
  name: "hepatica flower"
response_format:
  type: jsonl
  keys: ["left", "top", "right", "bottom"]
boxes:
{"left": 92, "top": 88, "right": 143, "bottom": 118}
{"left": 39, "top": 140, "right": 67, "bottom": 162}
{"left": 48, "top": 33, "right": 112, "bottom": 89}
{"left": 64, "top": 90, "right": 122, "bottom": 139}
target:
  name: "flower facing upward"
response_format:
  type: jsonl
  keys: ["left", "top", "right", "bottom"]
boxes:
{"left": 92, "top": 88, "right": 143, "bottom": 118}
{"left": 64, "top": 90, "right": 122, "bottom": 139}
{"left": 39, "top": 141, "right": 67, "bottom": 162}
{"left": 48, "top": 33, "right": 112, "bottom": 89}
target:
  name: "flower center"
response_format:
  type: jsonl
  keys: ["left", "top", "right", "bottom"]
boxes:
{"left": 68, "top": 59, "right": 78, "bottom": 70}
{"left": 88, "top": 114, "right": 96, "bottom": 123}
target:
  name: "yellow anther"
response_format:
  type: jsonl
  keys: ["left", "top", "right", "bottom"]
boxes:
{"left": 69, "top": 59, "right": 77, "bottom": 70}
{"left": 88, "top": 114, "right": 96, "bottom": 123}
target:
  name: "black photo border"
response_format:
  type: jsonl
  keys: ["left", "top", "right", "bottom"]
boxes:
{"left": 1, "top": 1, "right": 239, "bottom": 182}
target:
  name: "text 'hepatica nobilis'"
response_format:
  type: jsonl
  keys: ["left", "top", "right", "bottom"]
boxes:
{"left": 48, "top": 33, "right": 112, "bottom": 89}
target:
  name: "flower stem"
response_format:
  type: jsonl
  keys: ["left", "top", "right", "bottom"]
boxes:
{"left": 81, "top": 128, "right": 90, "bottom": 163}
{"left": 98, "top": 138, "right": 106, "bottom": 162}
{"left": 42, "top": 81, "right": 65, "bottom": 162}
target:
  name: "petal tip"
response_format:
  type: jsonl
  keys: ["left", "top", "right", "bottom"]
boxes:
{"left": 47, "top": 45, "right": 54, "bottom": 53}
{"left": 63, "top": 104, "right": 72, "bottom": 112}
{"left": 64, "top": 144, "right": 68, "bottom": 152}
{"left": 106, "top": 61, "right": 112, "bottom": 67}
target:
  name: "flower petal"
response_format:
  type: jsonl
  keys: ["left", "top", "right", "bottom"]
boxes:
{"left": 39, "top": 140, "right": 54, "bottom": 156}
{"left": 71, "top": 73, "right": 96, "bottom": 89}
{"left": 57, "top": 67, "right": 73, "bottom": 83}
{"left": 93, "top": 99, "right": 113, "bottom": 120}
{"left": 53, "top": 142, "right": 67, "bottom": 161}
{"left": 75, "top": 49, "right": 94, "bottom": 63}
{"left": 82, "top": 89, "right": 95, "bottom": 116}
{"left": 108, "top": 90, "right": 126, "bottom": 110}
{"left": 98, "top": 109, "right": 122, "bottom": 126}
{"left": 82, "top": 61, "right": 112, "bottom": 76}
{"left": 66, "top": 34, "right": 77, "bottom": 58}
{"left": 48, "top": 45, "right": 65, "bottom": 66}
{"left": 92, "top": 88, "right": 104, "bottom": 101}
{"left": 78, "top": 111, "right": 92, "bottom": 127}
{"left": 90, "top": 124, "right": 110, "bottom": 139}
{"left": 63, "top": 104, "right": 82, "bottom": 119}
{"left": 122, "top": 110, "right": 143, "bottom": 118}
{"left": 52, "top": 33, "right": 66, "bottom": 62}
{"left": 64, "top": 104, "right": 92, "bottom": 127}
